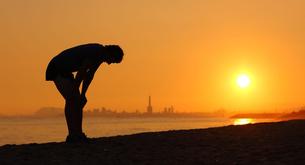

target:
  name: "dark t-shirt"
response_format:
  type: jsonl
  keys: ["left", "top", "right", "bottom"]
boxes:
{"left": 46, "top": 43, "right": 104, "bottom": 81}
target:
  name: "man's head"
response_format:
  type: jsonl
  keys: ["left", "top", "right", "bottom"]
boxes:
{"left": 104, "top": 45, "right": 124, "bottom": 64}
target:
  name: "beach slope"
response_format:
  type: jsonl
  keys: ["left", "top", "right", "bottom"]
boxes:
{"left": 1, "top": 120, "right": 305, "bottom": 165}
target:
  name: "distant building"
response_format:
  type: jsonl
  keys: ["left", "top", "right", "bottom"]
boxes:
{"left": 163, "top": 106, "right": 174, "bottom": 113}
{"left": 147, "top": 96, "right": 153, "bottom": 113}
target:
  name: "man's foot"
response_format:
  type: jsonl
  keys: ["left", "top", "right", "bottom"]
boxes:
{"left": 66, "top": 132, "right": 89, "bottom": 143}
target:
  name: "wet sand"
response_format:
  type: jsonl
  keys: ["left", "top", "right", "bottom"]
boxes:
{"left": 1, "top": 120, "right": 305, "bottom": 165}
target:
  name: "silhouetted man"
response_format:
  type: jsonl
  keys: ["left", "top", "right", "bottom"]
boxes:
{"left": 46, "top": 43, "right": 124, "bottom": 143}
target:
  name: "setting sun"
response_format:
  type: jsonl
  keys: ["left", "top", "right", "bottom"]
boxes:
{"left": 233, "top": 118, "right": 254, "bottom": 125}
{"left": 237, "top": 74, "right": 250, "bottom": 88}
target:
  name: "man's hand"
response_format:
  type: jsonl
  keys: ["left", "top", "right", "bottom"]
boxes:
{"left": 80, "top": 95, "right": 87, "bottom": 109}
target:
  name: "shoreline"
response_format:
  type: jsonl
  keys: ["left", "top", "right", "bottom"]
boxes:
{"left": 1, "top": 120, "right": 305, "bottom": 164}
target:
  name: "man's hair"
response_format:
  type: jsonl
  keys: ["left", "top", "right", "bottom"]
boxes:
{"left": 105, "top": 45, "right": 124, "bottom": 63}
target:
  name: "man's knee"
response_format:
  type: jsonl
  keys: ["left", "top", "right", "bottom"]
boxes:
{"left": 65, "top": 93, "right": 81, "bottom": 102}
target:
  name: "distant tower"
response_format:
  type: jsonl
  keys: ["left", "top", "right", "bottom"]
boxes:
{"left": 147, "top": 96, "right": 153, "bottom": 114}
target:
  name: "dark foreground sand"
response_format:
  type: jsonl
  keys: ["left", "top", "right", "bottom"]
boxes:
{"left": 1, "top": 120, "right": 305, "bottom": 165}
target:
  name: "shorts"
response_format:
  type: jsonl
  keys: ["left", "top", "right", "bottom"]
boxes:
{"left": 46, "top": 60, "right": 74, "bottom": 81}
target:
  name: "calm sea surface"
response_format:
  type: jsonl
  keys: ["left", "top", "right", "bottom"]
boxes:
{"left": 0, "top": 117, "right": 263, "bottom": 146}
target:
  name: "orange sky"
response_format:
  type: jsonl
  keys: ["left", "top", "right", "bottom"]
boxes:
{"left": 0, "top": 0, "right": 305, "bottom": 115}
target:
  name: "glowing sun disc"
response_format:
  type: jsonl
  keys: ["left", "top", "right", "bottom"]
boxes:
{"left": 233, "top": 118, "right": 254, "bottom": 125}
{"left": 237, "top": 74, "right": 250, "bottom": 88}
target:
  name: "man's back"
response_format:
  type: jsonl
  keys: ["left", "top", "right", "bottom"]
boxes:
{"left": 53, "top": 43, "right": 104, "bottom": 71}
{"left": 46, "top": 43, "right": 104, "bottom": 80}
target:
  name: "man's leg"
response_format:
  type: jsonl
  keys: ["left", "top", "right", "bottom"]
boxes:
{"left": 54, "top": 75, "right": 82, "bottom": 136}
{"left": 66, "top": 95, "right": 82, "bottom": 135}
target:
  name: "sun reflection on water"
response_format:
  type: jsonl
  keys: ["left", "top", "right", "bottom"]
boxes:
{"left": 233, "top": 118, "right": 254, "bottom": 125}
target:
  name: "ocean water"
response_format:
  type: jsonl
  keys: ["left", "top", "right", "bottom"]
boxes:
{"left": 0, "top": 117, "right": 234, "bottom": 146}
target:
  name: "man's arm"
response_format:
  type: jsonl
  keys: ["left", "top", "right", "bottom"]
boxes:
{"left": 79, "top": 64, "right": 99, "bottom": 97}
{"left": 75, "top": 60, "right": 90, "bottom": 88}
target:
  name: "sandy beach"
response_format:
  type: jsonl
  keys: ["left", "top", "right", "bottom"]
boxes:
{"left": 1, "top": 119, "right": 305, "bottom": 165}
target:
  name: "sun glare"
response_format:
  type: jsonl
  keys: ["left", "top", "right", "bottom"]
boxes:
{"left": 237, "top": 74, "right": 250, "bottom": 88}
{"left": 233, "top": 118, "right": 254, "bottom": 125}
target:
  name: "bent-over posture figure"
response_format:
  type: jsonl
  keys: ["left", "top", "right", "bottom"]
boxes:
{"left": 46, "top": 43, "right": 124, "bottom": 143}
